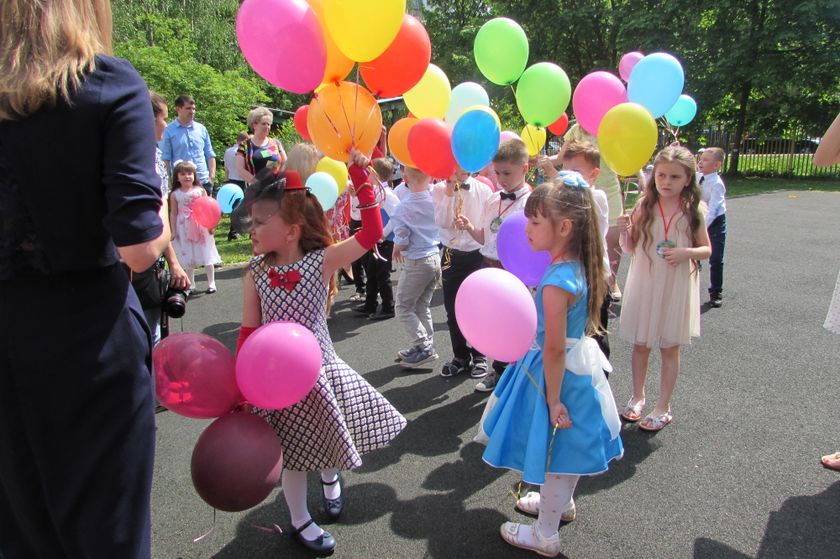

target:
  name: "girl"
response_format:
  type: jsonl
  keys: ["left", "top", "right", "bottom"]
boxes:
{"left": 617, "top": 146, "right": 712, "bottom": 431}
{"left": 237, "top": 158, "right": 406, "bottom": 555}
{"left": 476, "top": 173, "right": 623, "bottom": 557}
{"left": 169, "top": 160, "right": 221, "bottom": 294}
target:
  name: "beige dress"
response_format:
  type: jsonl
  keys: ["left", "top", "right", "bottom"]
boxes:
{"left": 619, "top": 209, "right": 702, "bottom": 348}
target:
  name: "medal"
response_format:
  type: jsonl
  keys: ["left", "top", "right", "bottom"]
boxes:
{"left": 656, "top": 199, "right": 680, "bottom": 259}
{"left": 491, "top": 190, "right": 519, "bottom": 234}
{"left": 656, "top": 240, "right": 676, "bottom": 258}
{"left": 490, "top": 216, "right": 502, "bottom": 233}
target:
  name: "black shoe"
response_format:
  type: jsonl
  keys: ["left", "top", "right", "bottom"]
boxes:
{"left": 352, "top": 304, "right": 376, "bottom": 315}
{"left": 226, "top": 231, "right": 238, "bottom": 241}
{"left": 291, "top": 519, "right": 336, "bottom": 555}
{"left": 440, "top": 358, "right": 470, "bottom": 377}
{"left": 369, "top": 308, "right": 395, "bottom": 320}
{"left": 321, "top": 474, "right": 344, "bottom": 520}
{"left": 709, "top": 291, "right": 723, "bottom": 308}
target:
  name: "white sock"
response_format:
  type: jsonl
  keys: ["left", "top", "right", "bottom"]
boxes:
{"left": 320, "top": 469, "right": 341, "bottom": 500}
{"left": 204, "top": 264, "right": 215, "bottom": 290}
{"left": 282, "top": 470, "right": 322, "bottom": 540}
{"left": 187, "top": 268, "right": 195, "bottom": 290}
{"left": 536, "top": 474, "right": 579, "bottom": 538}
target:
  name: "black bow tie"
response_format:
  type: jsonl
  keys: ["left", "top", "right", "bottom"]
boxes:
{"left": 500, "top": 191, "right": 517, "bottom": 201}
{"left": 457, "top": 182, "right": 470, "bottom": 191}
{"left": 699, "top": 176, "right": 705, "bottom": 184}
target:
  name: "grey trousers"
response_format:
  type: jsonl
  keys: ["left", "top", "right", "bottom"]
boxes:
{"left": 395, "top": 253, "right": 441, "bottom": 349}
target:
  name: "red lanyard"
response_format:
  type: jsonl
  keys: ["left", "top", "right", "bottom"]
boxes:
{"left": 657, "top": 199, "right": 680, "bottom": 242}
{"left": 497, "top": 193, "right": 519, "bottom": 219}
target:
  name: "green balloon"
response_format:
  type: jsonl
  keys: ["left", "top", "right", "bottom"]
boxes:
{"left": 515, "top": 62, "right": 571, "bottom": 126}
{"left": 474, "top": 18, "right": 529, "bottom": 86}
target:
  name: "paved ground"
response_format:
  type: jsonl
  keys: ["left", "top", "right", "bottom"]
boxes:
{"left": 152, "top": 191, "right": 840, "bottom": 559}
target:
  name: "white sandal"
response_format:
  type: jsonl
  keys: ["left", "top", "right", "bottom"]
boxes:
{"left": 515, "top": 491, "right": 576, "bottom": 521}
{"left": 500, "top": 522, "right": 561, "bottom": 557}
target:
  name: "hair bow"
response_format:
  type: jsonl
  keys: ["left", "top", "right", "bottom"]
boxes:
{"left": 268, "top": 268, "right": 301, "bottom": 291}
{"left": 557, "top": 170, "right": 590, "bottom": 190}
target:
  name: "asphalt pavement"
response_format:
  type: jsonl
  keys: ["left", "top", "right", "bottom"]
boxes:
{"left": 152, "top": 190, "right": 840, "bottom": 559}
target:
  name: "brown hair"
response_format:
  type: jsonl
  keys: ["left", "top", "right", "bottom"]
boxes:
{"left": 494, "top": 138, "right": 529, "bottom": 166}
{"left": 561, "top": 140, "right": 600, "bottom": 169}
{"left": 372, "top": 158, "right": 395, "bottom": 186}
{"left": 0, "top": 0, "right": 113, "bottom": 120}
{"left": 171, "top": 160, "right": 202, "bottom": 190}
{"left": 285, "top": 143, "right": 320, "bottom": 184}
{"left": 630, "top": 146, "right": 704, "bottom": 268}
{"left": 524, "top": 180, "right": 608, "bottom": 335}
{"left": 150, "top": 90, "right": 167, "bottom": 117}
{"left": 175, "top": 95, "right": 195, "bottom": 108}
{"left": 705, "top": 147, "right": 725, "bottom": 163}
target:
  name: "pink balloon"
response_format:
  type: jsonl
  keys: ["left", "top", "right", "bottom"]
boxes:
{"left": 236, "top": 321, "right": 322, "bottom": 409}
{"left": 475, "top": 174, "right": 496, "bottom": 192}
{"left": 619, "top": 51, "right": 644, "bottom": 82}
{"left": 236, "top": 0, "right": 326, "bottom": 94}
{"left": 191, "top": 413, "right": 283, "bottom": 512}
{"left": 572, "top": 71, "right": 627, "bottom": 135}
{"left": 153, "top": 333, "right": 242, "bottom": 419}
{"left": 191, "top": 197, "right": 221, "bottom": 229}
{"left": 455, "top": 268, "right": 537, "bottom": 363}
{"left": 499, "top": 130, "right": 521, "bottom": 146}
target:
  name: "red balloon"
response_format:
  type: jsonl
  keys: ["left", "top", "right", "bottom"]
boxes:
{"left": 294, "top": 105, "right": 311, "bottom": 141}
{"left": 191, "top": 413, "right": 283, "bottom": 512}
{"left": 548, "top": 113, "right": 569, "bottom": 136}
{"left": 153, "top": 333, "right": 242, "bottom": 419}
{"left": 360, "top": 14, "right": 431, "bottom": 97}
{"left": 407, "top": 118, "right": 457, "bottom": 178}
{"left": 191, "top": 197, "right": 221, "bottom": 229}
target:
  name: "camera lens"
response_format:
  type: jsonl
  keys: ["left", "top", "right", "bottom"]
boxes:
{"left": 164, "top": 289, "right": 187, "bottom": 318}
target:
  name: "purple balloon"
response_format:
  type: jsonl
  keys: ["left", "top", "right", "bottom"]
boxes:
{"left": 496, "top": 211, "right": 551, "bottom": 286}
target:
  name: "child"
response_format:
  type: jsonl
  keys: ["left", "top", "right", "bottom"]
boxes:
{"left": 454, "top": 138, "right": 532, "bottom": 392}
{"left": 476, "top": 177, "right": 623, "bottom": 557}
{"left": 169, "top": 160, "right": 221, "bottom": 294}
{"left": 434, "top": 167, "right": 493, "bottom": 378}
{"left": 389, "top": 166, "right": 442, "bottom": 369}
{"left": 617, "top": 146, "right": 712, "bottom": 431}
{"left": 696, "top": 147, "right": 727, "bottom": 308}
{"left": 238, "top": 163, "right": 406, "bottom": 555}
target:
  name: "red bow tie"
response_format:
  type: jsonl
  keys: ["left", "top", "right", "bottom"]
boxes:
{"left": 268, "top": 268, "right": 301, "bottom": 291}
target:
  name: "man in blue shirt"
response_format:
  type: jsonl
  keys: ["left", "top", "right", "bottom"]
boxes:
{"left": 161, "top": 95, "right": 217, "bottom": 195}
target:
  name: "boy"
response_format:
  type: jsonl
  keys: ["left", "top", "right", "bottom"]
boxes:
{"left": 697, "top": 147, "right": 727, "bottom": 308}
{"left": 390, "top": 167, "right": 442, "bottom": 368}
{"left": 454, "top": 139, "right": 532, "bottom": 392}
{"left": 433, "top": 167, "right": 494, "bottom": 378}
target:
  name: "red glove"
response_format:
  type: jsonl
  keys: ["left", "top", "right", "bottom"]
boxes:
{"left": 236, "top": 326, "right": 258, "bottom": 354}
{"left": 353, "top": 182, "right": 383, "bottom": 250}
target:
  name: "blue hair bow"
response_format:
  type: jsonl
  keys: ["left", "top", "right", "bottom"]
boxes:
{"left": 557, "top": 170, "right": 590, "bottom": 190}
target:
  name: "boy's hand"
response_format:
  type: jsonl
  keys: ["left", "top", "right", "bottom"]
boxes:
{"left": 453, "top": 215, "right": 473, "bottom": 231}
{"left": 616, "top": 214, "right": 632, "bottom": 232}
{"left": 663, "top": 247, "right": 690, "bottom": 266}
{"left": 537, "top": 155, "right": 558, "bottom": 178}
{"left": 392, "top": 247, "right": 404, "bottom": 263}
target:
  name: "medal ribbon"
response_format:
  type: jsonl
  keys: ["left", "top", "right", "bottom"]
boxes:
{"left": 657, "top": 199, "right": 680, "bottom": 242}
{"left": 497, "top": 192, "right": 519, "bottom": 220}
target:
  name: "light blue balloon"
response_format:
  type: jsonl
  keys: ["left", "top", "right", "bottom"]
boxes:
{"left": 215, "top": 183, "right": 244, "bottom": 214}
{"left": 445, "top": 82, "right": 490, "bottom": 123}
{"left": 305, "top": 171, "right": 338, "bottom": 211}
{"left": 627, "top": 52, "right": 685, "bottom": 118}
{"left": 451, "top": 109, "right": 500, "bottom": 173}
{"left": 664, "top": 94, "right": 697, "bottom": 127}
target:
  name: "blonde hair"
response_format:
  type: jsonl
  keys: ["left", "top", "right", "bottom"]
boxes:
{"left": 494, "top": 138, "right": 529, "bottom": 166}
{"left": 524, "top": 180, "right": 607, "bottom": 335}
{"left": 561, "top": 140, "right": 600, "bottom": 169}
{"left": 246, "top": 106, "right": 274, "bottom": 130}
{"left": 705, "top": 147, "right": 725, "bottom": 163}
{"left": 285, "top": 143, "right": 320, "bottom": 184}
{"left": 0, "top": 0, "right": 113, "bottom": 121}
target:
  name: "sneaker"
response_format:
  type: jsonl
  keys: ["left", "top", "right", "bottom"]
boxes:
{"left": 349, "top": 292, "right": 364, "bottom": 302}
{"left": 709, "top": 291, "right": 722, "bottom": 308}
{"left": 470, "top": 358, "right": 489, "bottom": 379}
{"left": 395, "top": 346, "right": 419, "bottom": 362}
{"left": 369, "top": 308, "right": 395, "bottom": 320}
{"left": 475, "top": 371, "right": 497, "bottom": 393}
{"left": 440, "top": 358, "right": 470, "bottom": 377}
{"left": 353, "top": 304, "right": 377, "bottom": 315}
{"left": 400, "top": 346, "right": 438, "bottom": 369}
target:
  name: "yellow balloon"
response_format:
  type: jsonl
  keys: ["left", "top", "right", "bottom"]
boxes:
{"left": 324, "top": 0, "right": 406, "bottom": 62}
{"left": 307, "top": 0, "right": 355, "bottom": 84}
{"left": 404, "top": 64, "right": 451, "bottom": 120}
{"left": 316, "top": 156, "right": 350, "bottom": 195}
{"left": 463, "top": 105, "right": 501, "bottom": 129}
{"left": 521, "top": 124, "right": 546, "bottom": 156}
{"left": 597, "top": 102, "right": 658, "bottom": 176}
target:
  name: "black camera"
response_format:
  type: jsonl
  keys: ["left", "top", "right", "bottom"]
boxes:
{"left": 162, "top": 287, "right": 187, "bottom": 318}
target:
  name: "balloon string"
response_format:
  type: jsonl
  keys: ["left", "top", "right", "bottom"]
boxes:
{"left": 252, "top": 523, "right": 284, "bottom": 535}
{"left": 352, "top": 64, "right": 361, "bottom": 148}
{"left": 193, "top": 508, "right": 216, "bottom": 543}
{"left": 312, "top": 94, "right": 345, "bottom": 144}
{"left": 515, "top": 362, "right": 560, "bottom": 497}
{"left": 336, "top": 78, "right": 356, "bottom": 152}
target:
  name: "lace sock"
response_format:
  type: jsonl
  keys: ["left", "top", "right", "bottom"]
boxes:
{"left": 536, "top": 474, "right": 579, "bottom": 538}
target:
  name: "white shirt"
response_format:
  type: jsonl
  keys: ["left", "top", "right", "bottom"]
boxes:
{"left": 478, "top": 184, "right": 532, "bottom": 260}
{"left": 698, "top": 171, "right": 726, "bottom": 227}
{"left": 433, "top": 177, "right": 493, "bottom": 251}
{"left": 393, "top": 182, "right": 410, "bottom": 201}
{"left": 591, "top": 188, "right": 611, "bottom": 278}
{"left": 224, "top": 144, "right": 244, "bottom": 182}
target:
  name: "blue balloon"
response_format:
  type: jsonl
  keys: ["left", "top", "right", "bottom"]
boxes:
{"left": 451, "top": 108, "right": 500, "bottom": 173}
{"left": 305, "top": 172, "right": 338, "bottom": 211}
{"left": 664, "top": 94, "right": 697, "bottom": 127}
{"left": 215, "top": 183, "right": 244, "bottom": 214}
{"left": 627, "top": 52, "right": 685, "bottom": 118}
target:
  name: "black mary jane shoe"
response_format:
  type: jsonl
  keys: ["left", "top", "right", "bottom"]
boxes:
{"left": 321, "top": 474, "right": 344, "bottom": 520}
{"left": 291, "top": 519, "right": 336, "bottom": 556}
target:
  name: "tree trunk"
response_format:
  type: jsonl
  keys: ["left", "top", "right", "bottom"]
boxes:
{"left": 729, "top": 80, "right": 751, "bottom": 175}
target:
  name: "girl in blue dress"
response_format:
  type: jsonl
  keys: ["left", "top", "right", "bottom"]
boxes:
{"left": 476, "top": 172, "right": 623, "bottom": 557}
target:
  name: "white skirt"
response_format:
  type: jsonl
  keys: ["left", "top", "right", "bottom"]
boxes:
{"left": 824, "top": 267, "right": 840, "bottom": 334}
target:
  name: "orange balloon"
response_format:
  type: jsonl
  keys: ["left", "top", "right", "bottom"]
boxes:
{"left": 307, "top": 81, "right": 383, "bottom": 162}
{"left": 306, "top": 0, "right": 354, "bottom": 84}
{"left": 388, "top": 117, "right": 418, "bottom": 167}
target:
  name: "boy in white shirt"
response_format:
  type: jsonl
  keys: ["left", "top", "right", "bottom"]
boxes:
{"left": 697, "top": 147, "right": 727, "bottom": 308}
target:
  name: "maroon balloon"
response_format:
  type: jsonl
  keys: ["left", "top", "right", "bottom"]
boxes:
{"left": 191, "top": 413, "right": 283, "bottom": 512}
{"left": 153, "top": 332, "right": 241, "bottom": 419}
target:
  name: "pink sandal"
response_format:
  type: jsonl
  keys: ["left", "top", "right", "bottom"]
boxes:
{"left": 638, "top": 410, "right": 673, "bottom": 432}
{"left": 621, "top": 399, "right": 645, "bottom": 422}
{"left": 821, "top": 452, "right": 840, "bottom": 471}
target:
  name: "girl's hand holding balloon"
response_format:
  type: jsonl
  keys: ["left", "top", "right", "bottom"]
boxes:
{"left": 549, "top": 400, "right": 572, "bottom": 430}
{"left": 349, "top": 148, "right": 371, "bottom": 170}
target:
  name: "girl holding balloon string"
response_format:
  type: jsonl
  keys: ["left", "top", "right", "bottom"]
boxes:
{"left": 617, "top": 146, "right": 711, "bottom": 432}
{"left": 237, "top": 156, "right": 406, "bottom": 555}
{"left": 475, "top": 173, "right": 623, "bottom": 557}
{"left": 169, "top": 160, "right": 221, "bottom": 294}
